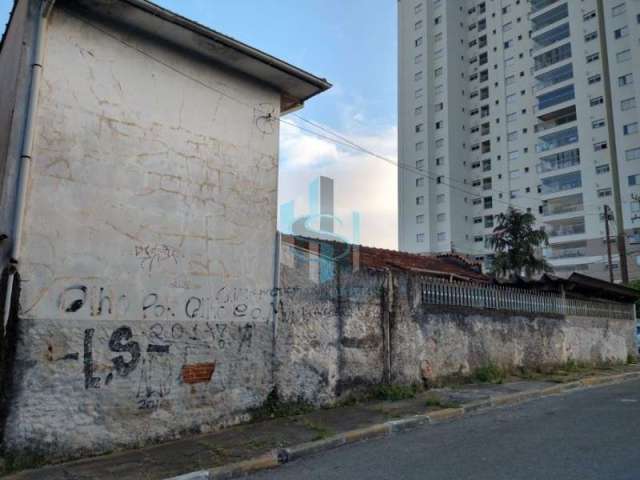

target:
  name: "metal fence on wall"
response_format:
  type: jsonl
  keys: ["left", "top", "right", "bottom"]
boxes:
{"left": 421, "top": 279, "right": 635, "bottom": 321}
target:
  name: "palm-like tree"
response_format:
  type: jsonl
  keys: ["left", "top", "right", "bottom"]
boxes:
{"left": 487, "top": 207, "right": 553, "bottom": 279}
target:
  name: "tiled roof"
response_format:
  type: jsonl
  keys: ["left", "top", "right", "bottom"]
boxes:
{"left": 281, "top": 234, "right": 491, "bottom": 283}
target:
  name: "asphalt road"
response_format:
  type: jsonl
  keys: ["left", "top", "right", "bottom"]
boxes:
{"left": 248, "top": 379, "right": 640, "bottom": 480}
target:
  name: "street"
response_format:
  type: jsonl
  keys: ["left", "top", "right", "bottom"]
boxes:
{"left": 248, "top": 379, "right": 640, "bottom": 480}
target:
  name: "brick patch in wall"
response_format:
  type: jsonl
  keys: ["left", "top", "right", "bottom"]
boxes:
{"left": 181, "top": 362, "right": 216, "bottom": 384}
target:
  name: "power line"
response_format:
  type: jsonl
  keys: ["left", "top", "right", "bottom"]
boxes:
{"left": 73, "top": 12, "right": 630, "bottom": 232}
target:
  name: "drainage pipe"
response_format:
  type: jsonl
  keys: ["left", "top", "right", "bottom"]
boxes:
{"left": 2, "top": 0, "right": 55, "bottom": 329}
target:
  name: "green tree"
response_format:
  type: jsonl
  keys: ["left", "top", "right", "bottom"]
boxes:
{"left": 488, "top": 207, "right": 553, "bottom": 279}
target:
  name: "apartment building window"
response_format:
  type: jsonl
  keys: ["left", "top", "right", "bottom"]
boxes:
{"left": 588, "top": 74, "right": 601, "bottom": 84}
{"left": 434, "top": 84, "right": 444, "bottom": 95}
{"left": 506, "top": 75, "right": 516, "bottom": 86}
{"left": 596, "top": 164, "right": 610, "bottom": 175}
{"left": 435, "top": 138, "right": 444, "bottom": 148}
{"left": 597, "top": 188, "right": 612, "bottom": 198}
{"left": 435, "top": 121, "right": 443, "bottom": 130}
{"left": 592, "top": 118, "right": 605, "bottom": 129}
{"left": 508, "top": 131, "right": 518, "bottom": 142}
{"left": 505, "top": 57, "right": 515, "bottom": 68}
{"left": 507, "top": 94, "right": 516, "bottom": 104}
{"left": 415, "top": 37, "right": 423, "bottom": 47}
{"left": 434, "top": 48, "right": 444, "bottom": 59}
{"left": 503, "top": 22, "right": 513, "bottom": 33}
{"left": 617, "top": 49, "right": 631, "bottom": 63}
{"left": 473, "top": 217, "right": 482, "bottom": 224}
{"left": 484, "top": 197, "right": 493, "bottom": 209}
{"left": 509, "top": 169, "right": 521, "bottom": 179}
{"left": 414, "top": 71, "right": 423, "bottom": 81}
{"left": 416, "top": 159, "right": 425, "bottom": 170}
{"left": 436, "top": 156, "right": 445, "bottom": 166}
{"left": 583, "top": 10, "right": 596, "bottom": 21}
{"left": 483, "top": 159, "right": 492, "bottom": 171}
{"left": 594, "top": 141, "right": 608, "bottom": 151}
{"left": 434, "top": 32, "right": 443, "bottom": 42}
{"left": 437, "top": 232, "right": 447, "bottom": 242}
{"left": 504, "top": 39, "right": 513, "bottom": 49}
{"left": 507, "top": 112, "right": 517, "bottom": 123}
{"left": 416, "top": 233, "right": 425, "bottom": 243}
{"left": 472, "top": 198, "right": 482, "bottom": 206}
{"left": 414, "top": 2, "right": 423, "bottom": 14}
{"left": 434, "top": 16, "right": 442, "bottom": 25}
{"left": 629, "top": 174, "right": 640, "bottom": 186}
{"left": 510, "top": 190, "right": 520, "bottom": 199}
{"left": 508, "top": 150, "right": 519, "bottom": 161}
{"left": 416, "top": 214, "right": 425, "bottom": 224}
{"left": 416, "top": 196, "right": 425, "bottom": 205}
{"left": 435, "top": 102, "right": 444, "bottom": 111}
{"left": 416, "top": 123, "right": 424, "bottom": 133}
{"left": 435, "top": 67, "right": 443, "bottom": 77}
{"left": 472, "top": 179, "right": 481, "bottom": 187}
{"left": 590, "top": 96, "right": 604, "bottom": 107}
{"left": 624, "top": 122, "right": 638, "bottom": 135}
{"left": 416, "top": 177, "right": 425, "bottom": 187}
{"left": 626, "top": 147, "right": 640, "bottom": 161}
{"left": 621, "top": 97, "right": 637, "bottom": 111}
{"left": 436, "top": 175, "right": 444, "bottom": 184}
{"left": 585, "top": 31, "right": 598, "bottom": 42}
{"left": 415, "top": 20, "right": 423, "bottom": 30}
{"left": 437, "top": 213, "right": 446, "bottom": 222}
{"left": 612, "top": 3, "right": 626, "bottom": 16}
{"left": 416, "top": 141, "right": 424, "bottom": 151}
{"left": 619, "top": 73, "right": 633, "bottom": 87}
{"left": 482, "top": 178, "right": 492, "bottom": 190}
{"left": 415, "top": 88, "right": 424, "bottom": 99}
{"left": 484, "top": 216, "right": 494, "bottom": 228}
{"left": 436, "top": 194, "right": 445, "bottom": 204}
{"left": 474, "top": 235, "right": 483, "bottom": 243}
{"left": 614, "top": 26, "right": 629, "bottom": 39}
{"left": 415, "top": 106, "right": 423, "bottom": 116}
{"left": 586, "top": 52, "right": 600, "bottom": 63}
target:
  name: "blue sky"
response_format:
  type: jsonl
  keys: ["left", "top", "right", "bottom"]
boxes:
{"left": 0, "top": 1, "right": 398, "bottom": 248}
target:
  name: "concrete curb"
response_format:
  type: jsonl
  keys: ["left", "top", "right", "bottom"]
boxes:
{"left": 165, "top": 370, "right": 640, "bottom": 480}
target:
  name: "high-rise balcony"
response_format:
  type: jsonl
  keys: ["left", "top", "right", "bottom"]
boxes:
{"left": 540, "top": 170, "right": 582, "bottom": 195}
{"left": 542, "top": 193, "right": 583, "bottom": 216}
{"left": 535, "top": 105, "right": 577, "bottom": 132}
{"left": 531, "top": 0, "right": 563, "bottom": 14}
{"left": 534, "top": 43, "right": 572, "bottom": 71}
{"left": 532, "top": 23, "right": 570, "bottom": 52}
{"left": 532, "top": 3, "right": 569, "bottom": 33}
{"left": 534, "top": 64, "right": 573, "bottom": 92}
{"left": 544, "top": 240, "right": 587, "bottom": 259}
{"left": 537, "top": 84, "right": 575, "bottom": 111}
{"left": 537, "top": 147, "right": 580, "bottom": 173}
{"left": 546, "top": 217, "right": 586, "bottom": 237}
{"left": 536, "top": 126, "right": 578, "bottom": 153}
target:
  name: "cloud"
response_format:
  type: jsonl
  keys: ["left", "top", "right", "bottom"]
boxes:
{"left": 279, "top": 118, "right": 398, "bottom": 250}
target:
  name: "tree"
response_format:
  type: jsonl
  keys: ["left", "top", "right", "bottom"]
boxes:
{"left": 488, "top": 207, "right": 553, "bottom": 279}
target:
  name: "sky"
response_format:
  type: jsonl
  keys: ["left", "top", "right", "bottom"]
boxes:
{"left": 0, "top": 0, "right": 398, "bottom": 249}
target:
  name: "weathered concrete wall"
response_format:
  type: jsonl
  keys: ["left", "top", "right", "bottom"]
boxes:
{"left": 275, "top": 250, "right": 385, "bottom": 405}
{"left": 391, "top": 273, "right": 636, "bottom": 386}
{"left": 4, "top": 5, "right": 281, "bottom": 459}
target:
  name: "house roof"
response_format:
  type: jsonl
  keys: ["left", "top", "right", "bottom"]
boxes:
{"left": 4, "top": 0, "right": 331, "bottom": 113}
{"left": 500, "top": 272, "right": 640, "bottom": 304}
{"left": 281, "top": 235, "right": 491, "bottom": 283}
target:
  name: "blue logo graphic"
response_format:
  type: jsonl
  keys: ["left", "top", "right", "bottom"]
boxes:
{"left": 279, "top": 176, "right": 361, "bottom": 282}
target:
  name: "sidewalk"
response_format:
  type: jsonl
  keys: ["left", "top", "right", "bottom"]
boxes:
{"left": 4, "top": 363, "right": 640, "bottom": 480}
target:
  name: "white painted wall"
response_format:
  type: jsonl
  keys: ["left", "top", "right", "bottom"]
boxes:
{"left": 4, "top": 6, "right": 282, "bottom": 457}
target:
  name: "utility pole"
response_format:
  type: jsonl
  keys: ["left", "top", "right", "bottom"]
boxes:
{"left": 596, "top": 0, "right": 629, "bottom": 283}
{"left": 604, "top": 205, "right": 614, "bottom": 283}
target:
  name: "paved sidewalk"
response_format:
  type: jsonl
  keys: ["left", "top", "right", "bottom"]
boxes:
{"left": 4, "top": 364, "right": 640, "bottom": 480}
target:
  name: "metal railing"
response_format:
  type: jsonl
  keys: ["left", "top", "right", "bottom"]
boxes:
{"left": 421, "top": 279, "right": 634, "bottom": 320}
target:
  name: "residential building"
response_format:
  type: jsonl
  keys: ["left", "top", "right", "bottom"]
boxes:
{"left": 0, "top": 0, "right": 329, "bottom": 459}
{"left": 398, "top": 0, "right": 640, "bottom": 280}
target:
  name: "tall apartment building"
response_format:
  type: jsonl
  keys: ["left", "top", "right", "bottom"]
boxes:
{"left": 398, "top": 0, "right": 640, "bottom": 281}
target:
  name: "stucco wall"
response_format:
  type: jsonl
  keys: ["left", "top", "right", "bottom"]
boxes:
{"left": 392, "top": 272, "right": 636, "bottom": 385}
{"left": 3, "top": 6, "right": 281, "bottom": 458}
